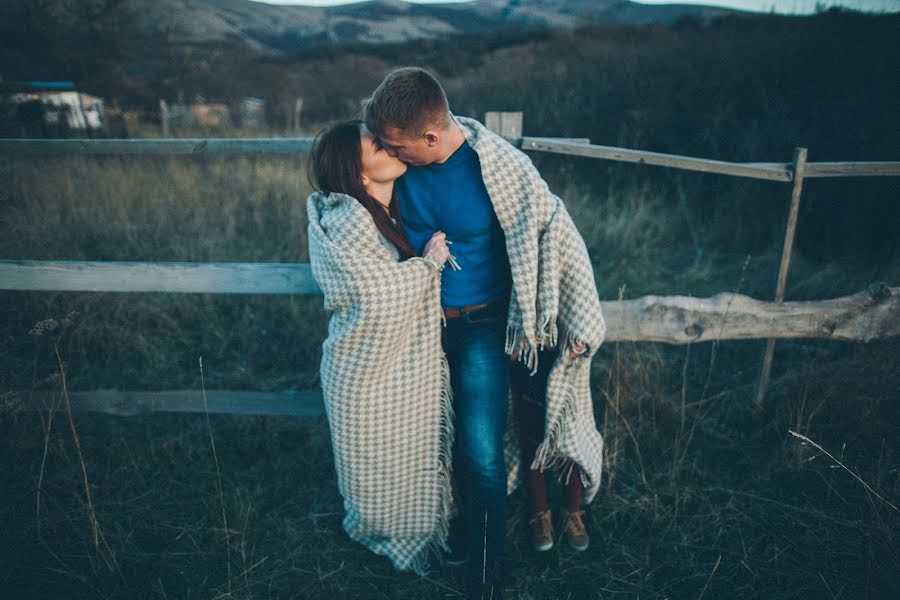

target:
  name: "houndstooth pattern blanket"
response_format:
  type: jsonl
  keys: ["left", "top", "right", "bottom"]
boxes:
{"left": 307, "top": 191, "right": 454, "bottom": 575}
{"left": 306, "top": 117, "right": 606, "bottom": 575}
{"left": 456, "top": 116, "right": 607, "bottom": 502}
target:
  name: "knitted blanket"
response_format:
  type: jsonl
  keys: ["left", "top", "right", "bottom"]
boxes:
{"left": 306, "top": 117, "right": 606, "bottom": 575}
{"left": 456, "top": 116, "right": 607, "bottom": 502}
{"left": 307, "top": 191, "right": 453, "bottom": 575}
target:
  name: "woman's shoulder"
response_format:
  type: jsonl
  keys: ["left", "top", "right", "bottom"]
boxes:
{"left": 307, "top": 191, "right": 370, "bottom": 224}
{"left": 307, "top": 190, "right": 358, "bottom": 211}
{"left": 307, "top": 191, "right": 384, "bottom": 247}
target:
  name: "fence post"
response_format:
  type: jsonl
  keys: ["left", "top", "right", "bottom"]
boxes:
{"left": 159, "top": 99, "right": 169, "bottom": 137}
{"left": 755, "top": 147, "right": 808, "bottom": 410}
{"left": 293, "top": 97, "right": 304, "bottom": 134}
{"left": 484, "top": 111, "right": 523, "bottom": 138}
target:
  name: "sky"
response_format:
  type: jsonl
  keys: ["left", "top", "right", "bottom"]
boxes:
{"left": 251, "top": 0, "right": 900, "bottom": 15}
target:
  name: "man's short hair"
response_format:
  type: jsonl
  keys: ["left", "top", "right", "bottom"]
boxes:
{"left": 363, "top": 67, "right": 451, "bottom": 137}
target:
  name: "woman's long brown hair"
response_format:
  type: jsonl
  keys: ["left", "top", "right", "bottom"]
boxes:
{"left": 308, "top": 119, "right": 416, "bottom": 260}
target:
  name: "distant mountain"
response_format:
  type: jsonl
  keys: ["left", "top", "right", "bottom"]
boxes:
{"left": 11, "top": 0, "right": 738, "bottom": 53}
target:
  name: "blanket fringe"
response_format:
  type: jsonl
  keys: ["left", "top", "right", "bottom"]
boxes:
{"left": 505, "top": 322, "right": 523, "bottom": 356}
{"left": 507, "top": 314, "right": 564, "bottom": 376}
{"left": 506, "top": 322, "right": 542, "bottom": 375}
{"left": 537, "top": 313, "right": 558, "bottom": 351}
{"left": 530, "top": 367, "right": 601, "bottom": 496}
{"left": 407, "top": 347, "right": 455, "bottom": 575}
{"left": 530, "top": 373, "right": 581, "bottom": 478}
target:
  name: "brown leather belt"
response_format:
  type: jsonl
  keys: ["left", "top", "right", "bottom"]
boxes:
{"left": 443, "top": 301, "right": 493, "bottom": 321}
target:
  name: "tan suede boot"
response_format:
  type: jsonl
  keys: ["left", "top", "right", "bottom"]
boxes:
{"left": 528, "top": 509, "right": 554, "bottom": 552}
{"left": 560, "top": 508, "right": 590, "bottom": 551}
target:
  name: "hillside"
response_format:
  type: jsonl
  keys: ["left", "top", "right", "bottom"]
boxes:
{"left": 1, "top": 7, "right": 899, "bottom": 600}
{"left": 0, "top": 0, "right": 737, "bottom": 56}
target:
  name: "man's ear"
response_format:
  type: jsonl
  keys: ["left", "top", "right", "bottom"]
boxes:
{"left": 424, "top": 131, "right": 439, "bottom": 146}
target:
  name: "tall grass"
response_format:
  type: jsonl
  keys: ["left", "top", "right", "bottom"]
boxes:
{"left": 0, "top": 155, "right": 327, "bottom": 394}
{"left": 2, "top": 149, "right": 897, "bottom": 598}
{"left": 2, "top": 11, "right": 899, "bottom": 597}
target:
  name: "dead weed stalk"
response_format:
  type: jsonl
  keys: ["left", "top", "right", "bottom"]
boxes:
{"left": 788, "top": 429, "right": 898, "bottom": 513}
{"left": 199, "top": 355, "right": 233, "bottom": 594}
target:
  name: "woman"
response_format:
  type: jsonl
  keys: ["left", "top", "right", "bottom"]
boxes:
{"left": 512, "top": 346, "right": 590, "bottom": 554}
{"left": 306, "top": 120, "right": 452, "bottom": 575}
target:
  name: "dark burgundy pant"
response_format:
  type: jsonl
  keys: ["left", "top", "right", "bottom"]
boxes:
{"left": 510, "top": 347, "right": 583, "bottom": 514}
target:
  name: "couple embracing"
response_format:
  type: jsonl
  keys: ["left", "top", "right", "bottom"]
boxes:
{"left": 306, "top": 67, "right": 606, "bottom": 600}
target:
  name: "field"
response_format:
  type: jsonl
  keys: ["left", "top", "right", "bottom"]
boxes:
{"left": 2, "top": 9, "right": 899, "bottom": 600}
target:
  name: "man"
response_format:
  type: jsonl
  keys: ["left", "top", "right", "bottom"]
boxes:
{"left": 363, "top": 67, "right": 606, "bottom": 599}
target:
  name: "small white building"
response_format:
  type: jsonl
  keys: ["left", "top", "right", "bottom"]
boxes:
{"left": 1, "top": 81, "right": 105, "bottom": 137}
{"left": 239, "top": 97, "right": 265, "bottom": 129}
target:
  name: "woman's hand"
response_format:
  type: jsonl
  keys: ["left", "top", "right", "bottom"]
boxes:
{"left": 422, "top": 230, "right": 450, "bottom": 269}
{"left": 567, "top": 341, "right": 587, "bottom": 359}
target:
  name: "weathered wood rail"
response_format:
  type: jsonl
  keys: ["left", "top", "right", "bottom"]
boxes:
{"left": 16, "top": 389, "right": 324, "bottom": 418}
{"left": 3, "top": 135, "right": 898, "bottom": 180}
{"left": 3, "top": 259, "right": 895, "bottom": 343}
{"left": 3, "top": 111, "right": 899, "bottom": 413}
{"left": 602, "top": 284, "right": 898, "bottom": 345}
{"left": 0, "top": 138, "right": 312, "bottom": 156}
{"left": 520, "top": 137, "right": 900, "bottom": 181}
{"left": 0, "top": 260, "right": 321, "bottom": 295}
{"left": 8, "top": 280, "right": 896, "bottom": 418}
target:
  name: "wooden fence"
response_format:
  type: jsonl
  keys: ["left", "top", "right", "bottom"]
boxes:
{"left": 3, "top": 112, "right": 899, "bottom": 416}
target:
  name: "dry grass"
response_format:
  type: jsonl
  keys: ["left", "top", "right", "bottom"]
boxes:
{"left": 1, "top": 144, "right": 898, "bottom": 599}
{"left": 1, "top": 155, "right": 310, "bottom": 263}
{"left": 3, "top": 335, "right": 896, "bottom": 599}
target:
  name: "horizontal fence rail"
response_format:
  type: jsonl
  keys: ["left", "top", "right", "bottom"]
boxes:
{"left": 0, "top": 260, "right": 320, "bottom": 295}
{"left": 8, "top": 283, "right": 897, "bottom": 418}
{"left": 522, "top": 137, "right": 794, "bottom": 181}
{"left": 0, "top": 137, "right": 584, "bottom": 157}
{"left": 799, "top": 162, "right": 900, "bottom": 178}
{"left": 2, "top": 260, "right": 896, "bottom": 345}
{"left": 3, "top": 137, "right": 898, "bottom": 181}
{"left": 0, "top": 138, "right": 315, "bottom": 156}
{"left": 4, "top": 116, "right": 899, "bottom": 412}
{"left": 520, "top": 138, "right": 900, "bottom": 181}
{"left": 15, "top": 389, "right": 324, "bottom": 418}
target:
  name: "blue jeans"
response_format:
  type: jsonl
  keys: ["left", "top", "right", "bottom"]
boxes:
{"left": 442, "top": 301, "right": 510, "bottom": 569}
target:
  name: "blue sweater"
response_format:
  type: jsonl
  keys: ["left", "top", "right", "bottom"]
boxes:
{"left": 396, "top": 141, "right": 511, "bottom": 308}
